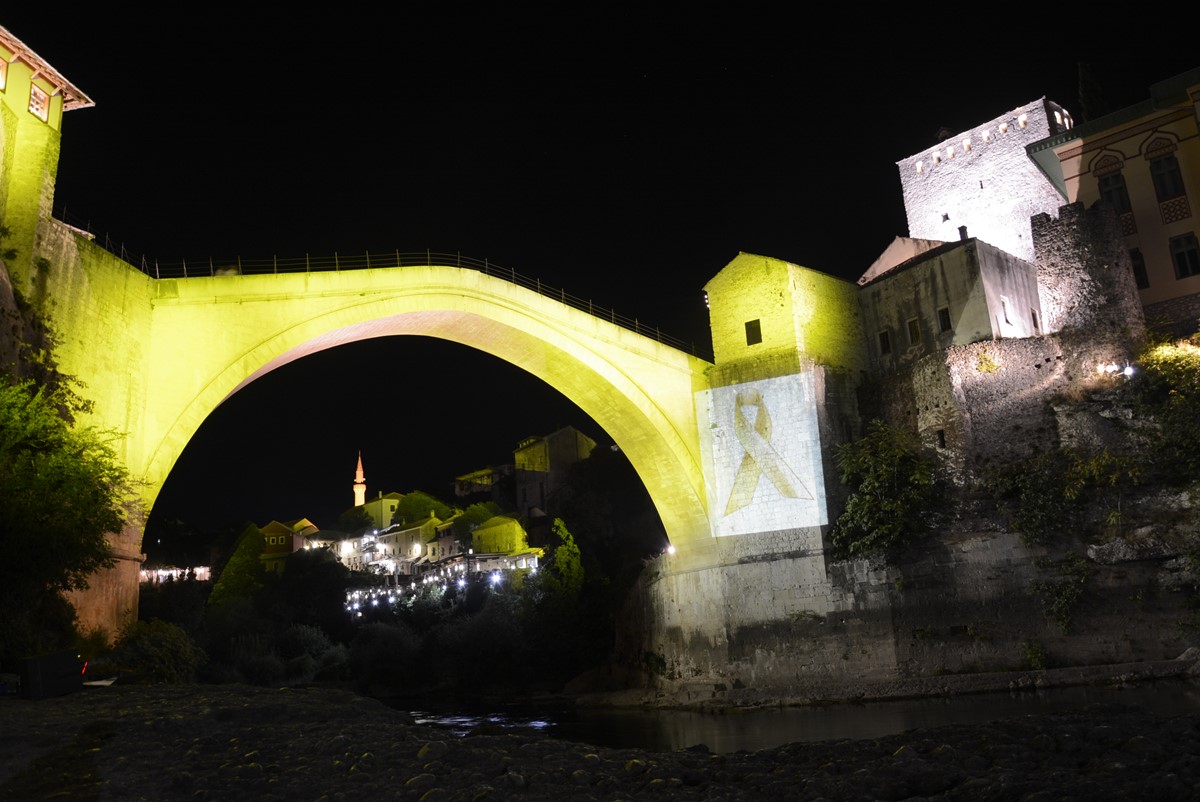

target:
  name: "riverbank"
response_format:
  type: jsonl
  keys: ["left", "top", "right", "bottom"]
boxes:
{"left": 573, "top": 650, "right": 1200, "bottom": 711}
{"left": 3, "top": 674, "right": 1200, "bottom": 800}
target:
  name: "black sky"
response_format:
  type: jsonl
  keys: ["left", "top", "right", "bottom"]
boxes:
{"left": 4, "top": 11, "right": 1195, "bottom": 532}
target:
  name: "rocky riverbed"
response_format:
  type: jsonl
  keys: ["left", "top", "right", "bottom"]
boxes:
{"left": 2, "top": 681, "right": 1200, "bottom": 801}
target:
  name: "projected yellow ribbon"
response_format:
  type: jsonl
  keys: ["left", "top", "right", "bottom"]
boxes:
{"left": 723, "top": 390, "right": 811, "bottom": 516}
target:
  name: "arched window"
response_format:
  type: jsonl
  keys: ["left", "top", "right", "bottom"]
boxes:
{"left": 1151, "top": 154, "right": 1186, "bottom": 202}
{"left": 1099, "top": 172, "right": 1132, "bottom": 214}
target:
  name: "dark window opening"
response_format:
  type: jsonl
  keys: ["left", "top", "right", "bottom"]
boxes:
{"left": 1170, "top": 234, "right": 1200, "bottom": 279}
{"left": 936, "top": 429, "right": 946, "bottom": 449}
{"left": 937, "top": 306, "right": 952, "bottom": 333}
{"left": 1152, "top": 154, "right": 1186, "bottom": 202}
{"left": 1130, "top": 248, "right": 1149, "bottom": 289}
{"left": 907, "top": 318, "right": 921, "bottom": 345}
{"left": 878, "top": 330, "right": 891, "bottom": 356}
{"left": 745, "top": 319, "right": 762, "bottom": 345}
{"left": 1031, "top": 309, "right": 1040, "bottom": 333}
{"left": 1099, "top": 172, "right": 1132, "bottom": 214}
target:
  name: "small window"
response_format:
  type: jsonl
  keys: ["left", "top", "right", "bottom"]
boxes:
{"left": 744, "top": 319, "right": 762, "bottom": 345}
{"left": 936, "top": 429, "right": 946, "bottom": 449}
{"left": 28, "top": 84, "right": 49, "bottom": 121}
{"left": 1000, "top": 295, "right": 1012, "bottom": 325}
{"left": 1031, "top": 309, "right": 1040, "bottom": 334}
{"left": 1098, "top": 172, "right": 1132, "bottom": 214}
{"left": 878, "top": 330, "right": 892, "bottom": 356}
{"left": 907, "top": 318, "right": 921, "bottom": 345}
{"left": 937, "top": 307, "right": 952, "bottom": 333}
{"left": 1130, "top": 249, "right": 1149, "bottom": 289}
{"left": 1170, "top": 234, "right": 1200, "bottom": 279}
{"left": 1152, "top": 155, "right": 1186, "bottom": 202}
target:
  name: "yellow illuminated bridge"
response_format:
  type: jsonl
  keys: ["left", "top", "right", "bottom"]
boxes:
{"left": 51, "top": 251, "right": 716, "bottom": 560}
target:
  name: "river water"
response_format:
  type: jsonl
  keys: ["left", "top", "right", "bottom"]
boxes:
{"left": 401, "top": 678, "right": 1200, "bottom": 753}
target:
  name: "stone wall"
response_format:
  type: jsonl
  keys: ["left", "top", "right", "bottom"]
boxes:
{"left": 1032, "top": 201, "right": 1146, "bottom": 346}
{"left": 1144, "top": 292, "right": 1200, "bottom": 339}
{"left": 620, "top": 506, "right": 1198, "bottom": 695}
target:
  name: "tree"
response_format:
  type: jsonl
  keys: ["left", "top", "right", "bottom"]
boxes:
{"left": 542, "top": 518, "right": 584, "bottom": 606}
{"left": 829, "top": 419, "right": 940, "bottom": 563}
{"left": 206, "top": 524, "right": 266, "bottom": 607}
{"left": 0, "top": 379, "right": 136, "bottom": 663}
{"left": 392, "top": 490, "right": 453, "bottom": 526}
{"left": 335, "top": 506, "right": 374, "bottom": 536}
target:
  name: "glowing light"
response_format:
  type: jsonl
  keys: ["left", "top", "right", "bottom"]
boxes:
{"left": 666, "top": 544, "right": 676, "bottom": 555}
{"left": 1018, "top": 113, "right": 1028, "bottom": 128}
{"left": 457, "top": 578, "right": 465, "bottom": 588}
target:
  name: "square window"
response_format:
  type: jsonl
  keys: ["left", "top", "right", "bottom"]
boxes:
{"left": 28, "top": 84, "right": 49, "bottom": 121}
{"left": 907, "top": 318, "right": 921, "bottom": 345}
{"left": 878, "top": 330, "right": 891, "bottom": 356}
{"left": 1170, "top": 234, "right": 1200, "bottom": 279}
{"left": 937, "top": 307, "right": 952, "bottom": 333}
{"left": 744, "top": 319, "right": 762, "bottom": 345}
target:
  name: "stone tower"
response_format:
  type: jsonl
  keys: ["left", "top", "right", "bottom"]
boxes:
{"left": 353, "top": 451, "right": 366, "bottom": 507}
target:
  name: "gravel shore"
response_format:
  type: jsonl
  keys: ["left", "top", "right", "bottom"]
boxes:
{"left": 2, "top": 682, "right": 1200, "bottom": 801}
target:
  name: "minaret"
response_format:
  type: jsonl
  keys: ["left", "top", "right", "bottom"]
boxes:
{"left": 353, "top": 451, "right": 366, "bottom": 507}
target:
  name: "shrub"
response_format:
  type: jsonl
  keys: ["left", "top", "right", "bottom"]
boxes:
{"left": 1131, "top": 338, "right": 1200, "bottom": 481}
{"left": 830, "top": 420, "right": 940, "bottom": 562}
{"left": 1032, "top": 555, "right": 1092, "bottom": 634}
{"left": 106, "top": 619, "right": 205, "bottom": 684}
{"left": 348, "top": 622, "right": 422, "bottom": 693}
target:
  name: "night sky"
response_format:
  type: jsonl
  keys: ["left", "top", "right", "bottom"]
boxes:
{"left": 4, "top": 12, "right": 1194, "bottom": 533}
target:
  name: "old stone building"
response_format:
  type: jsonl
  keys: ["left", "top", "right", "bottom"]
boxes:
{"left": 1030, "top": 67, "right": 1200, "bottom": 336}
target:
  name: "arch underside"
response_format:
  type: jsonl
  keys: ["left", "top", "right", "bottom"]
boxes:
{"left": 144, "top": 270, "right": 714, "bottom": 550}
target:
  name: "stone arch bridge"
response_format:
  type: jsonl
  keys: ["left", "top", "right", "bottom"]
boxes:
{"left": 36, "top": 238, "right": 854, "bottom": 687}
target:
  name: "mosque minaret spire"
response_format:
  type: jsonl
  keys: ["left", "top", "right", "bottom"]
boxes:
{"left": 353, "top": 451, "right": 366, "bottom": 507}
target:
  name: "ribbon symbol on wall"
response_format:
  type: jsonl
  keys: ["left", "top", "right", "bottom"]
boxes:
{"left": 723, "top": 389, "right": 812, "bottom": 516}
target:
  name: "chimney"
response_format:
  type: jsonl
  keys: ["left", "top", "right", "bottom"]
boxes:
{"left": 958, "top": 225, "right": 968, "bottom": 241}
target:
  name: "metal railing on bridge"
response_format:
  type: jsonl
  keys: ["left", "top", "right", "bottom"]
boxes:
{"left": 54, "top": 209, "right": 713, "bottom": 360}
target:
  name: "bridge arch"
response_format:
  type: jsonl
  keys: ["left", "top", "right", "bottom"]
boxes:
{"left": 142, "top": 265, "right": 715, "bottom": 550}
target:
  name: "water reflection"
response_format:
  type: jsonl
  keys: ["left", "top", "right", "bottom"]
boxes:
{"left": 404, "top": 679, "right": 1200, "bottom": 754}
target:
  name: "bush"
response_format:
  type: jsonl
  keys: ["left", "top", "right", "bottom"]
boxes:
{"left": 1132, "top": 338, "right": 1200, "bottom": 481}
{"left": 348, "top": 622, "right": 422, "bottom": 693}
{"left": 105, "top": 620, "right": 205, "bottom": 684}
{"left": 1032, "top": 555, "right": 1092, "bottom": 634}
{"left": 988, "top": 447, "right": 1141, "bottom": 544}
{"left": 830, "top": 420, "right": 940, "bottom": 562}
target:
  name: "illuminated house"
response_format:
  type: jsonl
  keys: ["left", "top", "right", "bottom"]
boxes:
{"left": 845, "top": 88, "right": 1149, "bottom": 475}
{"left": 0, "top": 26, "right": 94, "bottom": 292}
{"left": 514, "top": 426, "right": 597, "bottom": 519}
{"left": 857, "top": 235, "right": 1045, "bottom": 375}
{"left": 453, "top": 464, "right": 514, "bottom": 506}
{"left": 1029, "top": 67, "right": 1200, "bottom": 336}
{"left": 259, "top": 518, "right": 318, "bottom": 573}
